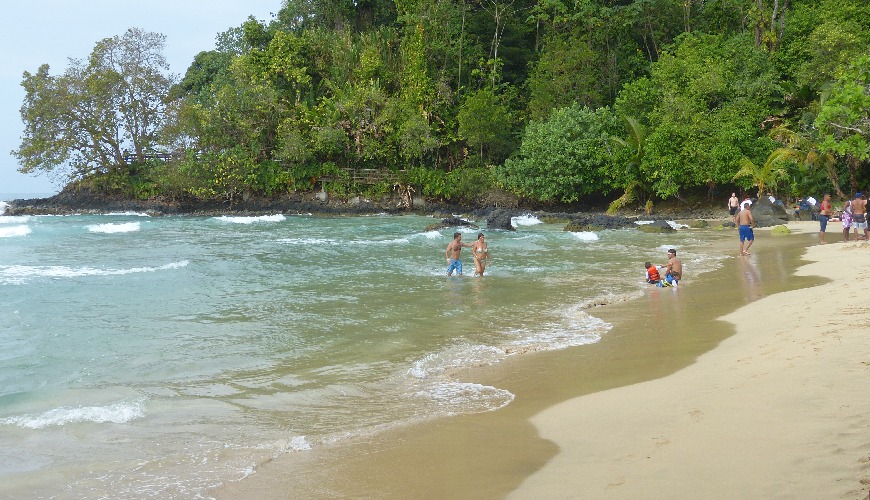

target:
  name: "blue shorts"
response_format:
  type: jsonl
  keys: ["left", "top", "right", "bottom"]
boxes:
{"left": 446, "top": 259, "right": 462, "bottom": 275}
{"left": 819, "top": 214, "right": 829, "bottom": 232}
{"left": 739, "top": 225, "right": 754, "bottom": 242}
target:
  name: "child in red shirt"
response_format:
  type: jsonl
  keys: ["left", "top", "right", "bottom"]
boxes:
{"left": 645, "top": 261, "right": 661, "bottom": 285}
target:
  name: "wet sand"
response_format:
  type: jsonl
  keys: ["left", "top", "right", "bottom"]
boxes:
{"left": 215, "top": 223, "right": 849, "bottom": 499}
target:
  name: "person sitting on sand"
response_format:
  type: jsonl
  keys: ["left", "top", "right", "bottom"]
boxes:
{"left": 737, "top": 201, "right": 755, "bottom": 256}
{"left": 662, "top": 249, "right": 682, "bottom": 286}
{"left": 645, "top": 261, "right": 661, "bottom": 285}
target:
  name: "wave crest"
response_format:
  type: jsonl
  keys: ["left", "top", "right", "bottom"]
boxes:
{"left": 1, "top": 401, "right": 145, "bottom": 429}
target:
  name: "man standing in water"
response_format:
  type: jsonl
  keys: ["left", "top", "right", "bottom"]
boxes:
{"left": 737, "top": 201, "right": 755, "bottom": 256}
{"left": 445, "top": 232, "right": 472, "bottom": 276}
{"left": 471, "top": 233, "right": 489, "bottom": 276}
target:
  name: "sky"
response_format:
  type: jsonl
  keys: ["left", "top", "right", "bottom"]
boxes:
{"left": 0, "top": 0, "right": 282, "bottom": 195}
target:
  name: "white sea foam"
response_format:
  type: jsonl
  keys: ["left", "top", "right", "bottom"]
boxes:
{"left": 0, "top": 260, "right": 188, "bottom": 285}
{"left": 416, "top": 382, "right": 515, "bottom": 415}
{"left": 511, "top": 214, "right": 542, "bottom": 226}
{"left": 0, "top": 215, "right": 30, "bottom": 224}
{"left": 215, "top": 214, "right": 286, "bottom": 224}
{"left": 407, "top": 344, "right": 505, "bottom": 379}
{"left": 105, "top": 211, "right": 151, "bottom": 217}
{"left": 0, "top": 225, "right": 31, "bottom": 238}
{"left": 423, "top": 230, "right": 441, "bottom": 239}
{"left": 570, "top": 231, "right": 599, "bottom": 241}
{"left": 288, "top": 435, "right": 312, "bottom": 451}
{"left": 278, "top": 237, "right": 334, "bottom": 245}
{"left": 636, "top": 219, "right": 688, "bottom": 229}
{"left": 1, "top": 401, "right": 145, "bottom": 429}
{"left": 0, "top": 201, "right": 7, "bottom": 214}
{"left": 87, "top": 222, "right": 141, "bottom": 233}
{"left": 508, "top": 306, "right": 610, "bottom": 351}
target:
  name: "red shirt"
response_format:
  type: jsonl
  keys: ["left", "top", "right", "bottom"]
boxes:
{"left": 647, "top": 266, "right": 661, "bottom": 281}
{"left": 820, "top": 199, "right": 832, "bottom": 215}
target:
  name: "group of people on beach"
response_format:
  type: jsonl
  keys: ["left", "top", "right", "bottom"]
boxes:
{"left": 730, "top": 190, "right": 870, "bottom": 252}
{"left": 445, "top": 232, "right": 489, "bottom": 277}
{"left": 822, "top": 192, "right": 869, "bottom": 243}
{"left": 644, "top": 249, "right": 683, "bottom": 287}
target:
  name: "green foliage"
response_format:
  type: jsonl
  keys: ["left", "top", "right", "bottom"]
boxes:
{"left": 732, "top": 148, "right": 795, "bottom": 197}
{"left": 495, "top": 104, "right": 617, "bottom": 203}
{"left": 14, "top": 28, "right": 173, "bottom": 180}
{"left": 615, "top": 32, "right": 779, "bottom": 198}
{"left": 445, "top": 166, "right": 493, "bottom": 201}
{"left": 402, "top": 166, "right": 448, "bottom": 198}
{"left": 816, "top": 55, "right": 870, "bottom": 160}
{"left": 15, "top": 0, "right": 870, "bottom": 210}
{"left": 457, "top": 88, "right": 514, "bottom": 165}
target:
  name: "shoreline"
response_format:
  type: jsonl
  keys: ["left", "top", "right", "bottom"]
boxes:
{"left": 213, "top": 224, "right": 828, "bottom": 498}
{"left": 0, "top": 190, "right": 731, "bottom": 222}
{"left": 513, "top": 221, "right": 870, "bottom": 498}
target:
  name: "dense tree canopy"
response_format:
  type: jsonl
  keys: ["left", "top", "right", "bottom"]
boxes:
{"left": 15, "top": 28, "right": 173, "bottom": 180}
{"left": 14, "top": 0, "right": 870, "bottom": 206}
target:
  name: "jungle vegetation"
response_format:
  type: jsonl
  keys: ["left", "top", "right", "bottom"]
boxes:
{"left": 12, "top": 0, "right": 870, "bottom": 210}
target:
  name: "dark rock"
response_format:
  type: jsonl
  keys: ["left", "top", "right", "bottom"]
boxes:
{"left": 485, "top": 209, "right": 517, "bottom": 231}
{"left": 636, "top": 220, "right": 676, "bottom": 233}
{"left": 563, "top": 214, "right": 636, "bottom": 232}
{"left": 424, "top": 217, "right": 479, "bottom": 232}
{"left": 750, "top": 197, "right": 789, "bottom": 228}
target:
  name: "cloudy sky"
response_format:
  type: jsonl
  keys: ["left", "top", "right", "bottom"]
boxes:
{"left": 0, "top": 0, "right": 281, "bottom": 195}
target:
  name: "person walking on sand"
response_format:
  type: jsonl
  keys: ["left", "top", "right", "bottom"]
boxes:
{"left": 851, "top": 192, "right": 867, "bottom": 241}
{"left": 445, "top": 232, "right": 472, "bottom": 276}
{"left": 818, "top": 194, "right": 833, "bottom": 244}
{"left": 737, "top": 201, "right": 755, "bottom": 256}
{"left": 471, "top": 233, "right": 489, "bottom": 277}
{"left": 728, "top": 192, "right": 740, "bottom": 222}
{"left": 661, "top": 249, "right": 683, "bottom": 286}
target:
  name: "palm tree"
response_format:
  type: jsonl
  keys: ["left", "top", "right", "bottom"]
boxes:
{"left": 732, "top": 148, "right": 793, "bottom": 197}
{"left": 607, "top": 116, "right": 646, "bottom": 214}
{"left": 768, "top": 125, "right": 844, "bottom": 198}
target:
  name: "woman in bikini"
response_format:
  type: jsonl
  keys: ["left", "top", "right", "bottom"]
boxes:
{"left": 471, "top": 233, "right": 489, "bottom": 277}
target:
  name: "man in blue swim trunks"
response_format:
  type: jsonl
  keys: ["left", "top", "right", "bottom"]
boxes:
{"left": 445, "top": 232, "right": 473, "bottom": 276}
{"left": 737, "top": 201, "right": 755, "bottom": 256}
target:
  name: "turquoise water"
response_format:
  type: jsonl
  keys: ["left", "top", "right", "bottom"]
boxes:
{"left": 0, "top": 198, "right": 728, "bottom": 497}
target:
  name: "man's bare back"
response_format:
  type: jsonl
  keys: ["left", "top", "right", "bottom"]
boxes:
{"left": 737, "top": 207, "right": 754, "bottom": 226}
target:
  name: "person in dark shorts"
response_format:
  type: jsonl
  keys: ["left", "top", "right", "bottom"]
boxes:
{"left": 728, "top": 192, "right": 740, "bottom": 221}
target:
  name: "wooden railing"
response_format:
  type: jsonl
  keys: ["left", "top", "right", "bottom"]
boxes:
{"left": 320, "top": 168, "right": 406, "bottom": 185}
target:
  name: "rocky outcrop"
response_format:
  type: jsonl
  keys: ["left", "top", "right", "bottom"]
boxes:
{"left": 424, "top": 217, "right": 479, "bottom": 232}
{"left": 748, "top": 197, "right": 789, "bottom": 228}
{"left": 485, "top": 209, "right": 517, "bottom": 231}
{"left": 636, "top": 220, "right": 676, "bottom": 233}
{"left": 564, "top": 214, "right": 636, "bottom": 232}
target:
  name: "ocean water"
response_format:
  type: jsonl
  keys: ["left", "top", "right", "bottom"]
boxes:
{"left": 0, "top": 197, "right": 729, "bottom": 498}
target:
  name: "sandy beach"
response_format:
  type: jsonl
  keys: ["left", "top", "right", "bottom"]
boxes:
{"left": 512, "top": 221, "right": 870, "bottom": 499}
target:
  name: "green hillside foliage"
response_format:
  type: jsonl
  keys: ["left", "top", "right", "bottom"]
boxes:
{"left": 14, "top": 0, "right": 870, "bottom": 206}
